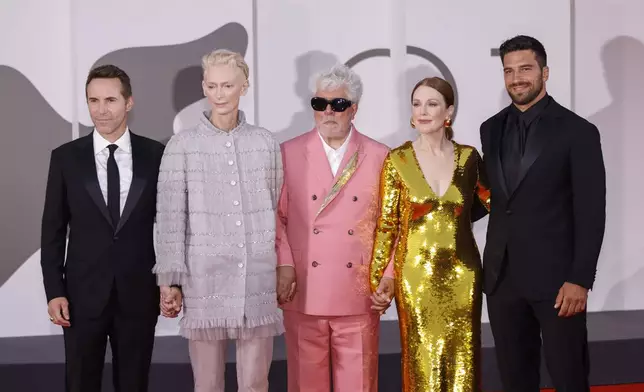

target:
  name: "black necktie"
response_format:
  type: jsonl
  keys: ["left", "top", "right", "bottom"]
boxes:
{"left": 502, "top": 115, "right": 523, "bottom": 192}
{"left": 518, "top": 116, "right": 527, "bottom": 156}
{"left": 107, "top": 144, "right": 120, "bottom": 228}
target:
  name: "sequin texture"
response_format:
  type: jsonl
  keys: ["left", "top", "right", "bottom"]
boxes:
{"left": 370, "top": 141, "right": 490, "bottom": 392}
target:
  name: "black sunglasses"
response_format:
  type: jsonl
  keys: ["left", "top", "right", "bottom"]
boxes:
{"left": 310, "top": 97, "right": 353, "bottom": 112}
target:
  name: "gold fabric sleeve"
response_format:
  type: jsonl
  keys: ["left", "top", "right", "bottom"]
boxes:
{"left": 475, "top": 150, "right": 491, "bottom": 212}
{"left": 369, "top": 153, "right": 402, "bottom": 292}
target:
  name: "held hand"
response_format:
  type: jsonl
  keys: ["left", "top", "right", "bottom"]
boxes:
{"left": 554, "top": 282, "right": 588, "bottom": 317}
{"left": 48, "top": 297, "right": 71, "bottom": 327}
{"left": 169, "top": 287, "right": 183, "bottom": 314}
{"left": 276, "top": 266, "right": 296, "bottom": 304}
{"left": 160, "top": 286, "right": 183, "bottom": 318}
{"left": 370, "top": 277, "right": 394, "bottom": 315}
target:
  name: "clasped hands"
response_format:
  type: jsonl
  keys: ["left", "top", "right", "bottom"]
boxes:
{"left": 370, "top": 277, "right": 394, "bottom": 315}
{"left": 160, "top": 285, "right": 183, "bottom": 318}
{"left": 276, "top": 266, "right": 296, "bottom": 304}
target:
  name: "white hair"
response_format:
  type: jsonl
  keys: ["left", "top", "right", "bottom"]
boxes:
{"left": 201, "top": 49, "right": 249, "bottom": 82}
{"left": 311, "top": 63, "right": 363, "bottom": 104}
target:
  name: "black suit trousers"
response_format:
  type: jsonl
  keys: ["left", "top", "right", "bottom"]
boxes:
{"left": 63, "top": 284, "right": 158, "bottom": 392}
{"left": 486, "top": 262, "right": 590, "bottom": 392}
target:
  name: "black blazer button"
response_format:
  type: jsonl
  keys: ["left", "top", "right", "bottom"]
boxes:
{"left": 113, "top": 236, "right": 119, "bottom": 241}
{"left": 312, "top": 194, "right": 317, "bottom": 200}
{"left": 312, "top": 261, "right": 319, "bottom": 267}
{"left": 505, "top": 209, "right": 512, "bottom": 215}
{"left": 352, "top": 196, "right": 358, "bottom": 201}
{"left": 346, "top": 262, "right": 353, "bottom": 268}
{"left": 313, "top": 228, "right": 320, "bottom": 234}
{"left": 348, "top": 229, "right": 354, "bottom": 235}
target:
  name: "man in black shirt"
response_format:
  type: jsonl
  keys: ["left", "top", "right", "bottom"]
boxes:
{"left": 501, "top": 93, "right": 551, "bottom": 191}
{"left": 480, "top": 35, "right": 606, "bottom": 392}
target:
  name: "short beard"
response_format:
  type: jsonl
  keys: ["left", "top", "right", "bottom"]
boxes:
{"left": 508, "top": 78, "right": 544, "bottom": 106}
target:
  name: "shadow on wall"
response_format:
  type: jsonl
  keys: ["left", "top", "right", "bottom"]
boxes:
{"left": 273, "top": 51, "right": 340, "bottom": 143}
{"left": 79, "top": 22, "right": 250, "bottom": 145}
{"left": 586, "top": 36, "right": 644, "bottom": 310}
{"left": 0, "top": 23, "right": 250, "bottom": 288}
{"left": 0, "top": 65, "right": 71, "bottom": 287}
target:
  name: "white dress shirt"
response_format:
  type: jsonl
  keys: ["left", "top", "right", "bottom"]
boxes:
{"left": 92, "top": 128, "right": 133, "bottom": 215}
{"left": 318, "top": 126, "right": 353, "bottom": 176}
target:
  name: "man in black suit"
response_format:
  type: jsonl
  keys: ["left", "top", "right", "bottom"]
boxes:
{"left": 480, "top": 35, "right": 606, "bottom": 392}
{"left": 40, "top": 64, "right": 166, "bottom": 391}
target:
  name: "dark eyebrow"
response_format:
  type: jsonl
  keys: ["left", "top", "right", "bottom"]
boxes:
{"left": 505, "top": 63, "right": 534, "bottom": 71}
{"left": 87, "top": 96, "right": 119, "bottom": 101}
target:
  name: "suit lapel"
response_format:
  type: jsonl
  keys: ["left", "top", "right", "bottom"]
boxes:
{"left": 304, "top": 131, "right": 334, "bottom": 186}
{"left": 333, "top": 132, "right": 359, "bottom": 182}
{"left": 489, "top": 111, "right": 510, "bottom": 198}
{"left": 316, "top": 130, "right": 365, "bottom": 218}
{"left": 78, "top": 134, "right": 114, "bottom": 229}
{"left": 511, "top": 101, "right": 562, "bottom": 196}
{"left": 115, "top": 133, "right": 148, "bottom": 234}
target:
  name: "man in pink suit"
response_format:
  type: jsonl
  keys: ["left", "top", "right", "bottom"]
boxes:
{"left": 276, "top": 64, "right": 393, "bottom": 392}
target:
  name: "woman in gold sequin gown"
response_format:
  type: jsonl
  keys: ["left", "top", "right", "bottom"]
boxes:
{"left": 370, "top": 77, "right": 490, "bottom": 392}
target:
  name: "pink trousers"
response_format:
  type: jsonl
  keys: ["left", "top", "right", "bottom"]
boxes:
{"left": 283, "top": 310, "right": 380, "bottom": 392}
{"left": 188, "top": 337, "right": 273, "bottom": 392}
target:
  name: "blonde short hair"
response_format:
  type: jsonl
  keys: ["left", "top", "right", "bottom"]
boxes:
{"left": 201, "top": 49, "right": 249, "bottom": 82}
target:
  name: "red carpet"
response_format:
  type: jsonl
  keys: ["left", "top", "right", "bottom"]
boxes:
{"left": 541, "top": 385, "right": 644, "bottom": 392}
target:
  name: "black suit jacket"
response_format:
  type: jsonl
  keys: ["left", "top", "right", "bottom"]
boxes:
{"left": 480, "top": 98, "right": 606, "bottom": 299}
{"left": 40, "top": 131, "right": 165, "bottom": 318}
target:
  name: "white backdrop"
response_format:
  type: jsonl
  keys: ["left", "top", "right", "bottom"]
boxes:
{"left": 574, "top": 0, "right": 644, "bottom": 312}
{"left": 0, "top": 0, "right": 641, "bottom": 338}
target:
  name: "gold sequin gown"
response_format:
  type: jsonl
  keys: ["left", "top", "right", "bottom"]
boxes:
{"left": 370, "top": 141, "right": 490, "bottom": 392}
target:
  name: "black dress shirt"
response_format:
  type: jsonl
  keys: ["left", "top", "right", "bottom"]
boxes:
{"left": 500, "top": 94, "right": 552, "bottom": 191}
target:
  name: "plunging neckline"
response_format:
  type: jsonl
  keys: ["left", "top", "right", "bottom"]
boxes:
{"left": 409, "top": 140, "right": 458, "bottom": 199}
